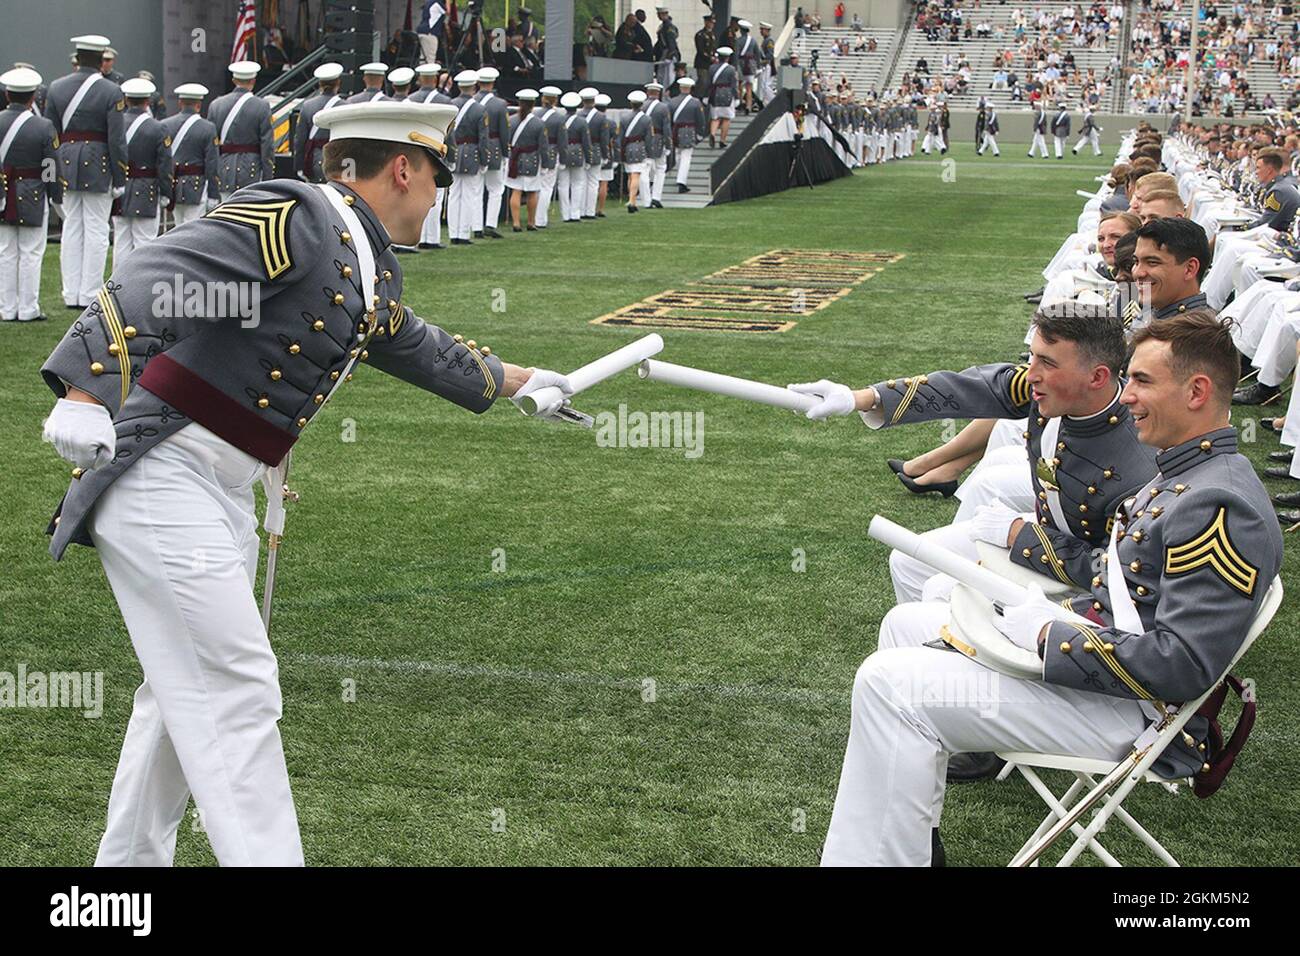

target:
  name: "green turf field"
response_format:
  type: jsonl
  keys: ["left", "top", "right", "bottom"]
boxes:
{"left": 3, "top": 142, "right": 1296, "bottom": 866}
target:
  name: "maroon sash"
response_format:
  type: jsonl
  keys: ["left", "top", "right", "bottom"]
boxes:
{"left": 508, "top": 143, "right": 537, "bottom": 178}
{"left": 2, "top": 165, "right": 42, "bottom": 223}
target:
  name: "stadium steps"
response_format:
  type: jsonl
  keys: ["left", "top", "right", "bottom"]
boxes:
{"left": 658, "top": 111, "right": 756, "bottom": 209}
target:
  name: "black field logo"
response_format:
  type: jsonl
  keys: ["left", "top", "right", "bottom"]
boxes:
{"left": 592, "top": 249, "right": 903, "bottom": 333}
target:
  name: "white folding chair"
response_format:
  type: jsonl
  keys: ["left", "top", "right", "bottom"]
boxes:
{"left": 996, "top": 576, "right": 1283, "bottom": 867}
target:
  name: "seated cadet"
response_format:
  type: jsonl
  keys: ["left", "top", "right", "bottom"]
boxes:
{"left": 820, "top": 309, "right": 1283, "bottom": 866}
{"left": 1135, "top": 189, "right": 1187, "bottom": 224}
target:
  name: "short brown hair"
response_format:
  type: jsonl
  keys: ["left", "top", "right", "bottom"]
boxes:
{"left": 1257, "top": 148, "right": 1288, "bottom": 171}
{"left": 1134, "top": 171, "right": 1177, "bottom": 194}
{"left": 1130, "top": 309, "right": 1238, "bottom": 408}
{"left": 1101, "top": 210, "right": 1142, "bottom": 233}
{"left": 322, "top": 139, "right": 428, "bottom": 181}
{"left": 1140, "top": 189, "right": 1185, "bottom": 213}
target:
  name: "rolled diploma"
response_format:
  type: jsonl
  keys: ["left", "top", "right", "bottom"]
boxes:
{"left": 1075, "top": 189, "right": 1100, "bottom": 200}
{"left": 520, "top": 333, "right": 665, "bottom": 417}
{"left": 868, "top": 515, "right": 1029, "bottom": 607}
{"left": 637, "top": 359, "right": 819, "bottom": 413}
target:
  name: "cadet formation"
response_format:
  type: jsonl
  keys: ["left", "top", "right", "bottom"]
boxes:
{"left": 14, "top": 28, "right": 1292, "bottom": 869}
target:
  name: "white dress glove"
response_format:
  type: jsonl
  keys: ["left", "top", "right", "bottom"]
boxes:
{"left": 786, "top": 379, "right": 857, "bottom": 420}
{"left": 42, "top": 398, "right": 116, "bottom": 471}
{"left": 969, "top": 502, "right": 1022, "bottom": 547}
{"left": 111, "top": 186, "right": 125, "bottom": 200}
{"left": 992, "top": 582, "right": 1074, "bottom": 653}
{"left": 511, "top": 368, "right": 575, "bottom": 420}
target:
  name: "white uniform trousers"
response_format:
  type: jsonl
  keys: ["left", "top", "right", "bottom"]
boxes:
{"left": 921, "top": 131, "right": 944, "bottom": 153}
{"left": 0, "top": 219, "right": 46, "bottom": 320}
{"left": 1223, "top": 281, "right": 1299, "bottom": 359}
{"left": 887, "top": 520, "right": 982, "bottom": 605}
{"left": 420, "top": 188, "right": 445, "bottom": 245}
{"left": 1053, "top": 134, "right": 1066, "bottom": 158}
{"left": 1282, "top": 384, "right": 1300, "bottom": 463}
{"left": 584, "top": 165, "right": 600, "bottom": 217}
{"left": 89, "top": 423, "right": 303, "bottom": 867}
{"left": 536, "top": 165, "right": 558, "bottom": 227}
{"left": 172, "top": 203, "right": 204, "bottom": 228}
{"left": 675, "top": 147, "right": 693, "bottom": 185}
{"left": 1237, "top": 253, "right": 1300, "bottom": 293}
{"left": 110, "top": 212, "right": 160, "bottom": 272}
{"left": 482, "top": 167, "right": 505, "bottom": 229}
{"left": 952, "top": 442, "right": 1034, "bottom": 525}
{"left": 1202, "top": 227, "right": 1275, "bottom": 309}
{"left": 1073, "top": 130, "right": 1102, "bottom": 155}
{"left": 1029, "top": 131, "right": 1048, "bottom": 156}
{"left": 1253, "top": 305, "right": 1300, "bottom": 386}
{"left": 651, "top": 154, "right": 669, "bottom": 202}
{"left": 448, "top": 171, "right": 484, "bottom": 240}
{"left": 557, "top": 165, "right": 585, "bottom": 221}
{"left": 60, "top": 189, "right": 114, "bottom": 307}
{"left": 821, "top": 602, "right": 1148, "bottom": 866}
{"left": 978, "top": 132, "right": 999, "bottom": 156}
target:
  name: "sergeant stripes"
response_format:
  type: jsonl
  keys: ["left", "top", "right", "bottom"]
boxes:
{"left": 1165, "top": 507, "right": 1258, "bottom": 596}
{"left": 205, "top": 199, "right": 297, "bottom": 281}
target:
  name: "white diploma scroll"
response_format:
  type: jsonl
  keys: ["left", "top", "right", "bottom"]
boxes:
{"left": 519, "top": 333, "right": 665, "bottom": 419}
{"left": 869, "top": 515, "right": 1029, "bottom": 607}
{"left": 636, "top": 359, "right": 820, "bottom": 413}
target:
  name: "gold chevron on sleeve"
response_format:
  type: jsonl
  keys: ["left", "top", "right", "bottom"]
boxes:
{"left": 1165, "top": 506, "right": 1258, "bottom": 596}
{"left": 97, "top": 287, "right": 131, "bottom": 409}
{"left": 890, "top": 377, "right": 921, "bottom": 425}
{"left": 1082, "top": 625, "right": 1154, "bottom": 700}
{"left": 1007, "top": 364, "right": 1031, "bottom": 408}
{"left": 1032, "top": 524, "right": 1075, "bottom": 585}
{"left": 1122, "top": 299, "right": 1142, "bottom": 329}
{"left": 205, "top": 199, "right": 297, "bottom": 281}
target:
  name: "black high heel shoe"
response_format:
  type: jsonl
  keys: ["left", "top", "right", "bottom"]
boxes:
{"left": 887, "top": 458, "right": 907, "bottom": 476}
{"left": 894, "top": 470, "right": 959, "bottom": 497}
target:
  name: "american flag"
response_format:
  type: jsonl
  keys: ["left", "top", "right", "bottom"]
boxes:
{"left": 231, "top": 0, "right": 257, "bottom": 63}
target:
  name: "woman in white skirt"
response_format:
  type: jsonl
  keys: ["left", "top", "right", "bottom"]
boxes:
{"left": 505, "top": 89, "right": 544, "bottom": 231}
{"left": 707, "top": 47, "right": 740, "bottom": 147}
{"left": 621, "top": 90, "right": 650, "bottom": 212}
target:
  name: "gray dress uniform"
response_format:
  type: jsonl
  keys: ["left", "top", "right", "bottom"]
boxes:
{"left": 620, "top": 109, "right": 649, "bottom": 165}
{"left": 1251, "top": 173, "right": 1300, "bottom": 232}
{"left": 866, "top": 362, "right": 1159, "bottom": 564}
{"left": 643, "top": 98, "right": 669, "bottom": 160}
{"left": 160, "top": 110, "right": 219, "bottom": 207}
{"left": 1034, "top": 108, "right": 1048, "bottom": 134}
{"left": 707, "top": 62, "right": 739, "bottom": 108}
{"left": 506, "top": 111, "right": 544, "bottom": 181}
{"left": 584, "top": 108, "right": 608, "bottom": 166}
{"left": 539, "top": 105, "right": 563, "bottom": 170}
{"left": 476, "top": 91, "right": 510, "bottom": 171}
{"left": 1052, "top": 107, "right": 1071, "bottom": 138}
{"left": 667, "top": 93, "right": 706, "bottom": 148}
{"left": 41, "top": 179, "right": 505, "bottom": 559}
{"left": 116, "top": 107, "right": 173, "bottom": 217}
{"left": 0, "top": 103, "right": 62, "bottom": 226}
{"left": 448, "top": 93, "right": 489, "bottom": 174}
{"left": 44, "top": 66, "right": 127, "bottom": 192}
{"left": 558, "top": 111, "right": 591, "bottom": 169}
{"left": 293, "top": 90, "right": 344, "bottom": 182}
{"left": 207, "top": 88, "right": 275, "bottom": 193}
{"left": 1043, "top": 428, "right": 1282, "bottom": 779}
{"left": 344, "top": 88, "right": 388, "bottom": 104}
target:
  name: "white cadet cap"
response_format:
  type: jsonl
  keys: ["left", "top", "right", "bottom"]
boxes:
{"left": 516, "top": 89, "right": 539, "bottom": 100}
{"left": 716, "top": 46, "right": 733, "bottom": 55}
{"left": 120, "top": 77, "right": 155, "bottom": 97}
{"left": 71, "top": 35, "right": 110, "bottom": 52}
{"left": 0, "top": 67, "right": 42, "bottom": 93}
{"left": 228, "top": 61, "right": 261, "bottom": 80}
{"left": 595, "top": 93, "right": 611, "bottom": 106}
{"left": 677, "top": 77, "right": 695, "bottom": 87}
{"left": 645, "top": 81, "right": 663, "bottom": 92}
{"left": 313, "top": 100, "right": 457, "bottom": 186}
{"left": 477, "top": 66, "right": 499, "bottom": 81}
{"left": 455, "top": 69, "right": 479, "bottom": 86}
{"left": 174, "top": 82, "right": 209, "bottom": 99}
{"left": 760, "top": 21, "right": 773, "bottom": 28}
{"left": 360, "top": 62, "right": 388, "bottom": 75}
{"left": 579, "top": 86, "right": 598, "bottom": 99}
{"left": 738, "top": 19, "right": 752, "bottom": 29}
{"left": 314, "top": 62, "right": 345, "bottom": 82}
{"left": 416, "top": 63, "right": 441, "bottom": 76}
{"left": 560, "top": 91, "right": 582, "bottom": 108}
{"left": 387, "top": 66, "right": 415, "bottom": 86}
{"left": 539, "top": 85, "right": 562, "bottom": 97}
{"left": 628, "top": 90, "right": 646, "bottom": 104}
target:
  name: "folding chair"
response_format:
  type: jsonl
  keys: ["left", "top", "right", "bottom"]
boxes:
{"left": 996, "top": 576, "right": 1284, "bottom": 867}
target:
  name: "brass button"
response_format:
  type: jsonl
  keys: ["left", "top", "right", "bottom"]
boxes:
{"left": 340, "top": 230, "right": 351, "bottom": 243}
{"left": 1136, "top": 586, "right": 1148, "bottom": 596}
{"left": 313, "top": 394, "right": 324, "bottom": 404}
{"left": 360, "top": 350, "right": 368, "bottom": 360}
{"left": 123, "top": 326, "right": 136, "bottom": 338}
{"left": 1134, "top": 510, "right": 1144, "bottom": 518}
{"left": 313, "top": 319, "right": 325, "bottom": 331}
{"left": 333, "top": 293, "right": 345, "bottom": 305}
{"left": 343, "top": 194, "right": 355, "bottom": 205}
{"left": 1150, "top": 507, "right": 1163, "bottom": 517}
{"left": 1093, "top": 601, "right": 1102, "bottom": 611}
{"left": 90, "top": 362, "right": 104, "bottom": 375}
{"left": 270, "top": 369, "right": 282, "bottom": 381}
{"left": 344, "top": 373, "right": 353, "bottom": 382}
{"left": 1201, "top": 763, "right": 1211, "bottom": 774}
{"left": 886, "top": 379, "right": 896, "bottom": 388}
{"left": 1150, "top": 488, "right": 1159, "bottom": 497}
{"left": 289, "top": 343, "right": 301, "bottom": 354}
{"left": 330, "top": 370, "right": 340, "bottom": 381}
{"left": 387, "top": 299, "right": 397, "bottom": 311}
{"left": 1092, "top": 575, "right": 1101, "bottom": 587}
{"left": 454, "top": 334, "right": 464, "bottom": 343}
{"left": 383, "top": 270, "right": 392, "bottom": 281}
{"left": 1052, "top": 457, "right": 1061, "bottom": 467}
{"left": 257, "top": 396, "right": 269, "bottom": 408}
{"left": 1129, "top": 560, "right": 1142, "bottom": 573}
{"left": 71, "top": 467, "right": 84, "bottom": 479}
{"left": 1132, "top": 531, "right": 1143, "bottom": 542}
{"left": 1174, "top": 484, "right": 1186, "bottom": 494}
{"left": 340, "top": 265, "right": 353, "bottom": 278}
{"left": 918, "top": 375, "right": 928, "bottom": 385}
{"left": 1023, "top": 548, "right": 1032, "bottom": 558}
{"left": 350, "top": 348, "right": 359, "bottom": 357}
{"left": 466, "top": 340, "right": 477, "bottom": 350}
{"left": 481, "top": 346, "right": 491, "bottom": 356}
{"left": 297, "top": 417, "right": 308, "bottom": 427}
{"left": 107, "top": 342, "right": 120, "bottom": 355}
{"left": 1037, "top": 416, "right": 1045, "bottom": 426}
{"left": 1057, "top": 441, "right": 1065, "bottom": 451}
{"left": 1040, "top": 554, "right": 1050, "bottom": 564}
{"left": 1080, "top": 519, "right": 1089, "bottom": 527}
{"left": 1022, "top": 430, "right": 1029, "bottom": 440}
{"left": 1103, "top": 643, "right": 1115, "bottom": 653}
{"left": 1200, "top": 439, "right": 1212, "bottom": 452}
{"left": 1059, "top": 642, "right": 1072, "bottom": 654}
{"left": 1078, "top": 504, "right": 1087, "bottom": 513}
{"left": 1103, "top": 469, "right": 1113, "bottom": 479}
{"left": 1108, "top": 415, "right": 1118, "bottom": 425}
{"left": 1083, "top": 640, "right": 1094, "bottom": 653}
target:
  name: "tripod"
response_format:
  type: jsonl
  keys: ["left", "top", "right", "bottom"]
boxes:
{"left": 788, "top": 133, "right": 813, "bottom": 189}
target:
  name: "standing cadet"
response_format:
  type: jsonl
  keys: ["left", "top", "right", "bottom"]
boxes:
{"left": 1073, "top": 109, "right": 1103, "bottom": 156}
{"left": 110, "top": 77, "right": 172, "bottom": 269}
{"left": 556, "top": 91, "right": 591, "bottom": 223}
{"left": 447, "top": 69, "right": 487, "bottom": 246}
{"left": 208, "top": 61, "right": 274, "bottom": 198}
{"left": 736, "top": 21, "right": 760, "bottom": 114}
{"left": 161, "top": 83, "right": 219, "bottom": 228}
{"left": 345, "top": 62, "right": 390, "bottom": 103}
{"left": 707, "top": 47, "right": 738, "bottom": 148}
{"left": 45, "top": 34, "right": 126, "bottom": 311}
{"left": 654, "top": 6, "right": 681, "bottom": 90}
{"left": 409, "top": 63, "right": 451, "bottom": 249}
{"left": 0, "top": 67, "right": 60, "bottom": 323}
{"left": 593, "top": 93, "right": 617, "bottom": 217}
{"left": 758, "top": 23, "right": 776, "bottom": 106}
{"left": 977, "top": 102, "right": 1000, "bottom": 157}
{"left": 387, "top": 67, "right": 414, "bottom": 100}
{"left": 38, "top": 100, "right": 577, "bottom": 867}
{"left": 535, "top": 86, "right": 563, "bottom": 229}
{"left": 474, "top": 66, "right": 509, "bottom": 239}
{"left": 668, "top": 77, "right": 705, "bottom": 193}
{"left": 505, "top": 88, "right": 543, "bottom": 231}
{"left": 622, "top": 90, "right": 649, "bottom": 213}
{"left": 694, "top": 14, "right": 717, "bottom": 82}
{"left": 293, "top": 63, "right": 345, "bottom": 184}
{"left": 580, "top": 88, "right": 604, "bottom": 220}
{"left": 1052, "top": 101, "right": 1071, "bottom": 159}
{"left": 1029, "top": 101, "right": 1049, "bottom": 158}
{"left": 921, "top": 105, "right": 944, "bottom": 154}
{"left": 642, "top": 81, "right": 669, "bottom": 209}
